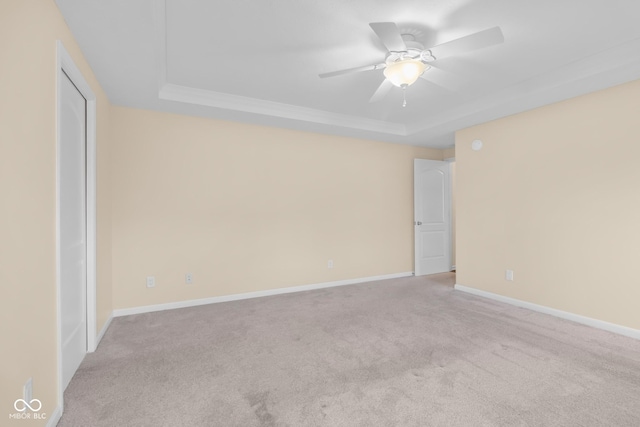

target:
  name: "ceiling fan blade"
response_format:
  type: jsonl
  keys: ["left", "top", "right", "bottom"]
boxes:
{"left": 369, "top": 22, "right": 407, "bottom": 52}
{"left": 429, "top": 26, "right": 504, "bottom": 59}
{"left": 369, "top": 79, "right": 393, "bottom": 103}
{"left": 419, "top": 65, "right": 461, "bottom": 92}
{"left": 319, "top": 63, "right": 385, "bottom": 79}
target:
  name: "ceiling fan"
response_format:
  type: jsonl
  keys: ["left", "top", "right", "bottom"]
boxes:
{"left": 319, "top": 22, "right": 504, "bottom": 106}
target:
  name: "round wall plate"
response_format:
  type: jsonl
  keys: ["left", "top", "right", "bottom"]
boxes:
{"left": 471, "top": 139, "right": 483, "bottom": 151}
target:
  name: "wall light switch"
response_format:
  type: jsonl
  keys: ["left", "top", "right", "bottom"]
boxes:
{"left": 505, "top": 270, "right": 514, "bottom": 281}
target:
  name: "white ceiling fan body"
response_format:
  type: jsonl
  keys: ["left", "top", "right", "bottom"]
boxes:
{"left": 319, "top": 22, "right": 504, "bottom": 104}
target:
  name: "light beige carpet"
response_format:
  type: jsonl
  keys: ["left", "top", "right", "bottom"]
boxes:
{"left": 59, "top": 273, "right": 640, "bottom": 426}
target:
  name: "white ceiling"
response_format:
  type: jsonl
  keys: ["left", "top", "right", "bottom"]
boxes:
{"left": 55, "top": 0, "right": 640, "bottom": 148}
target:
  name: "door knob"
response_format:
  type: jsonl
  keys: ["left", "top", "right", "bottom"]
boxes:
{"left": 415, "top": 221, "right": 422, "bottom": 225}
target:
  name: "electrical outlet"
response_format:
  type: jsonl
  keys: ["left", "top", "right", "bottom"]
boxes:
{"left": 328, "top": 260, "right": 334, "bottom": 269}
{"left": 505, "top": 270, "right": 514, "bottom": 281}
{"left": 24, "top": 378, "right": 32, "bottom": 404}
{"left": 185, "top": 273, "right": 193, "bottom": 284}
{"left": 146, "top": 276, "right": 155, "bottom": 288}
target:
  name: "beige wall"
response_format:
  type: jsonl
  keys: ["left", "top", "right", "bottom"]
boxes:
{"left": 456, "top": 78, "right": 640, "bottom": 330}
{"left": 111, "top": 107, "right": 443, "bottom": 309}
{"left": 442, "top": 147, "right": 455, "bottom": 160}
{"left": 0, "top": 1, "right": 112, "bottom": 423}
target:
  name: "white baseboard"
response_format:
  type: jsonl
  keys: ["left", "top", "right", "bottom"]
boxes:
{"left": 92, "top": 312, "right": 113, "bottom": 351}
{"left": 46, "top": 405, "right": 62, "bottom": 427}
{"left": 454, "top": 284, "right": 640, "bottom": 340}
{"left": 113, "top": 272, "right": 413, "bottom": 317}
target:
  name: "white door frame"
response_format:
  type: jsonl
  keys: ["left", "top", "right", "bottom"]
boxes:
{"left": 444, "top": 156, "right": 455, "bottom": 270}
{"left": 55, "top": 40, "right": 97, "bottom": 414}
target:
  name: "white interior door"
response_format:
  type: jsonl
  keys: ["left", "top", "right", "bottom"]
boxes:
{"left": 414, "top": 159, "right": 451, "bottom": 276}
{"left": 60, "top": 72, "right": 87, "bottom": 390}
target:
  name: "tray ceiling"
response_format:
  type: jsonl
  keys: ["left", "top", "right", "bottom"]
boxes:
{"left": 56, "top": 0, "right": 640, "bottom": 148}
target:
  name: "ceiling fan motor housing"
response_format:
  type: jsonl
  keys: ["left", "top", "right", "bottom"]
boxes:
{"left": 386, "top": 36, "right": 435, "bottom": 67}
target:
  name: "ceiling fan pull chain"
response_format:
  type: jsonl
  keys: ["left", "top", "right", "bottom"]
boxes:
{"left": 402, "top": 86, "right": 407, "bottom": 107}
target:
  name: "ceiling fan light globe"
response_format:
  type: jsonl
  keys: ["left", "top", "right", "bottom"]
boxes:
{"left": 383, "top": 59, "right": 427, "bottom": 87}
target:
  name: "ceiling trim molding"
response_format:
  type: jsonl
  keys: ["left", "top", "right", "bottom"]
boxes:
{"left": 159, "top": 83, "right": 407, "bottom": 135}
{"left": 405, "top": 35, "right": 640, "bottom": 138}
{"left": 153, "top": 0, "right": 406, "bottom": 136}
